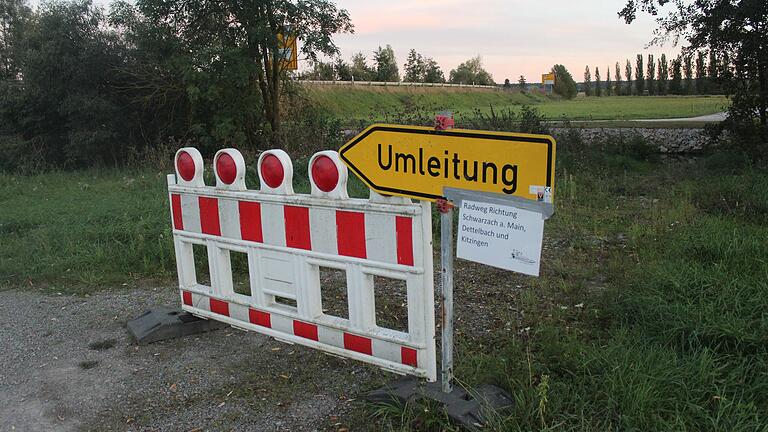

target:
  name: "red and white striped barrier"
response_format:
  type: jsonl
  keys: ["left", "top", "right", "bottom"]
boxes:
{"left": 168, "top": 147, "right": 437, "bottom": 380}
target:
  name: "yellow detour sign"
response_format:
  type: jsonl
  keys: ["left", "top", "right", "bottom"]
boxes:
{"left": 277, "top": 34, "right": 298, "bottom": 70}
{"left": 339, "top": 124, "right": 556, "bottom": 202}
{"left": 542, "top": 73, "right": 555, "bottom": 85}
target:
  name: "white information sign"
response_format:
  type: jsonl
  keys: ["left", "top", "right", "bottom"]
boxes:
{"left": 456, "top": 199, "right": 545, "bottom": 276}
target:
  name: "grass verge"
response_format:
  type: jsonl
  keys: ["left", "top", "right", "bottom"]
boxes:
{"left": 0, "top": 170, "right": 174, "bottom": 290}
{"left": 374, "top": 146, "right": 767, "bottom": 430}
{"left": 0, "top": 161, "right": 371, "bottom": 292}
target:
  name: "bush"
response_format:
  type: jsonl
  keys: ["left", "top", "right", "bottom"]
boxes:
{"left": 705, "top": 117, "right": 767, "bottom": 161}
{"left": 518, "top": 105, "right": 549, "bottom": 134}
{"left": 279, "top": 97, "right": 344, "bottom": 157}
{"left": 458, "top": 105, "right": 549, "bottom": 135}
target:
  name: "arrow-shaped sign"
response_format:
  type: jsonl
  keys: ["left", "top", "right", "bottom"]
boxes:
{"left": 339, "top": 124, "right": 556, "bottom": 202}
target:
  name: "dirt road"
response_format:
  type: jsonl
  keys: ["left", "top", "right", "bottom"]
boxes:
{"left": 0, "top": 287, "right": 381, "bottom": 432}
{"left": 0, "top": 252, "right": 530, "bottom": 432}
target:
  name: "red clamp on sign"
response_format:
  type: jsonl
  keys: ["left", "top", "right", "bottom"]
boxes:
{"left": 434, "top": 114, "right": 454, "bottom": 131}
{"left": 436, "top": 198, "right": 454, "bottom": 213}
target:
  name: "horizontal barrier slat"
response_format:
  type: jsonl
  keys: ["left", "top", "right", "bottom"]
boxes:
{"left": 182, "top": 294, "right": 430, "bottom": 379}
{"left": 181, "top": 286, "right": 422, "bottom": 348}
{"left": 168, "top": 185, "right": 422, "bottom": 216}
{"left": 173, "top": 230, "right": 425, "bottom": 275}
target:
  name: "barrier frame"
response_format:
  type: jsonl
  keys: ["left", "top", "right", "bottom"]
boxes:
{"left": 167, "top": 148, "right": 437, "bottom": 380}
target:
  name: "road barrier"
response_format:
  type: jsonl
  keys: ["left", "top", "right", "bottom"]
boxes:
{"left": 168, "top": 147, "right": 437, "bottom": 380}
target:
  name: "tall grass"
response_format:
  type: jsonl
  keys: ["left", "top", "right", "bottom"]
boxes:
{"left": 0, "top": 170, "right": 175, "bottom": 290}
{"left": 476, "top": 151, "right": 767, "bottom": 431}
{"left": 0, "top": 160, "right": 372, "bottom": 291}
{"left": 374, "top": 143, "right": 768, "bottom": 430}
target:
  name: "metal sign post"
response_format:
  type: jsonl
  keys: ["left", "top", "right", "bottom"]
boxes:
{"left": 434, "top": 113, "right": 455, "bottom": 393}
{"left": 438, "top": 198, "right": 454, "bottom": 393}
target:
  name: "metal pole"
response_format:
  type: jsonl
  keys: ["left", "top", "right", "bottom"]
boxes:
{"left": 440, "top": 204, "right": 454, "bottom": 393}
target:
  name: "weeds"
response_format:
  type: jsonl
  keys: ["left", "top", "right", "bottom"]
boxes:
{"left": 371, "top": 399, "right": 456, "bottom": 432}
{"left": 374, "top": 145, "right": 768, "bottom": 430}
{"left": 536, "top": 374, "right": 549, "bottom": 429}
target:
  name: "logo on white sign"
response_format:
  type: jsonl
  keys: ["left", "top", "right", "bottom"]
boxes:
{"left": 456, "top": 199, "right": 545, "bottom": 276}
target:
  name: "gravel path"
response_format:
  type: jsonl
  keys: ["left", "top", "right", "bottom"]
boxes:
{"left": 631, "top": 112, "right": 728, "bottom": 122}
{"left": 0, "top": 252, "right": 535, "bottom": 431}
{"left": 0, "top": 287, "right": 381, "bottom": 432}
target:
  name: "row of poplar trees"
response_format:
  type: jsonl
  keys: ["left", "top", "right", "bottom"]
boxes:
{"left": 583, "top": 51, "right": 725, "bottom": 96}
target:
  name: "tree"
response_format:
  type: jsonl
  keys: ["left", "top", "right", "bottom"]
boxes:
{"left": 695, "top": 50, "right": 707, "bottom": 94}
{"left": 3, "top": 0, "right": 132, "bottom": 166}
{"left": 335, "top": 57, "right": 352, "bottom": 81}
{"left": 620, "top": 0, "right": 768, "bottom": 145}
{"left": 646, "top": 54, "right": 655, "bottom": 95}
{"left": 606, "top": 67, "right": 612, "bottom": 96}
{"left": 625, "top": 59, "right": 633, "bottom": 95}
{"left": 583, "top": 65, "right": 592, "bottom": 96}
{"left": 708, "top": 49, "right": 720, "bottom": 94}
{"left": 615, "top": 62, "right": 623, "bottom": 96}
{"left": 635, "top": 54, "right": 645, "bottom": 95}
{"left": 683, "top": 55, "right": 694, "bottom": 94}
{"left": 0, "top": 0, "right": 31, "bottom": 80}
{"left": 403, "top": 49, "right": 425, "bottom": 82}
{"left": 373, "top": 45, "right": 399, "bottom": 82}
{"left": 350, "top": 52, "right": 375, "bottom": 81}
{"left": 402, "top": 52, "right": 445, "bottom": 83}
{"left": 518, "top": 75, "right": 526, "bottom": 91}
{"left": 720, "top": 51, "right": 732, "bottom": 79}
{"left": 112, "top": 0, "right": 273, "bottom": 152}
{"left": 117, "top": 0, "right": 353, "bottom": 148}
{"left": 551, "top": 64, "right": 577, "bottom": 99}
{"left": 658, "top": 53, "right": 668, "bottom": 95}
{"left": 449, "top": 56, "right": 494, "bottom": 85}
{"left": 670, "top": 57, "right": 683, "bottom": 95}
{"left": 595, "top": 66, "right": 602, "bottom": 97}
{"left": 503, "top": 78, "right": 511, "bottom": 88}
{"left": 0, "top": 0, "right": 31, "bottom": 162}
{"left": 302, "top": 60, "right": 336, "bottom": 80}
{"left": 423, "top": 57, "right": 445, "bottom": 83}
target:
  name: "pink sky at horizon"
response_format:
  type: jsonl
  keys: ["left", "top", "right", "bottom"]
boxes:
{"left": 323, "top": 0, "right": 684, "bottom": 83}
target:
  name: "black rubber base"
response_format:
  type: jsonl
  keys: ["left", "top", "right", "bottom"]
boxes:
{"left": 367, "top": 376, "right": 514, "bottom": 430}
{"left": 126, "top": 306, "right": 227, "bottom": 345}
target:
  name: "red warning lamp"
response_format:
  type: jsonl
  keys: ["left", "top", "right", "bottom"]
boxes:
{"left": 176, "top": 151, "right": 196, "bottom": 181}
{"left": 261, "top": 154, "right": 285, "bottom": 188}
{"left": 216, "top": 152, "right": 237, "bottom": 185}
{"left": 311, "top": 155, "right": 339, "bottom": 192}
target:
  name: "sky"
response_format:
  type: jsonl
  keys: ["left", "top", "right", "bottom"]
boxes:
{"left": 41, "top": 0, "right": 684, "bottom": 84}
{"left": 326, "top": 0, "right": 683, "bottom": 83}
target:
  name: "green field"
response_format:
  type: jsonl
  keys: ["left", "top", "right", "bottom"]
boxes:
{"left": 304, "top": 84, "right": 729, "bottom": 123}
